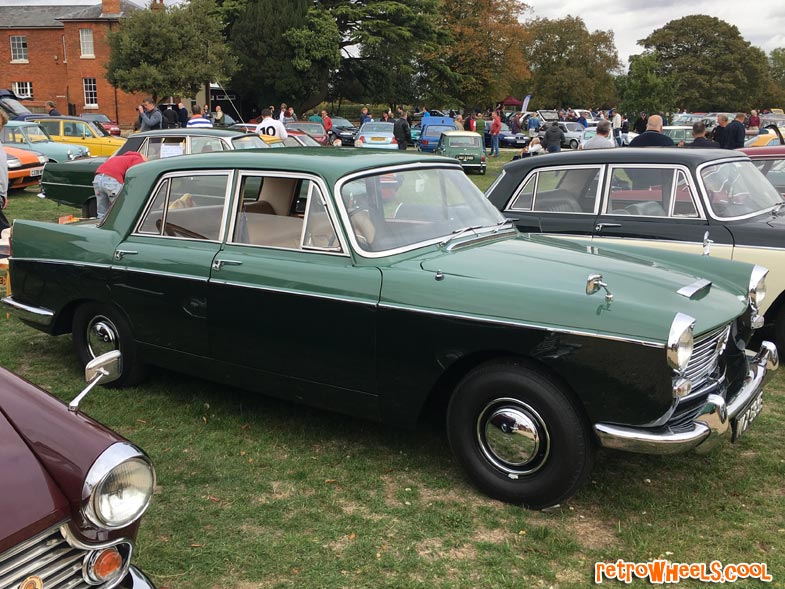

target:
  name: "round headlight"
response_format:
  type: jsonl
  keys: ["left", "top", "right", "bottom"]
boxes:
{"left": 83, "top": 443, "right": 155, "bottom": 529}
{"left": 667, "top": 312, "right": 695, "bottom": 372}
{"left": 7, "top": 156, "right": 21, "bottom": 169}
{"left": 749, "top": 265, "right": 768, "bottom": 307}
{"left": 37, "top": 155, "right": 47, "bottom": 164}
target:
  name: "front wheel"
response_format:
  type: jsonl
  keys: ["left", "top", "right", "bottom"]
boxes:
{"left": 569, "top": 139, "right": 579, "bottom": 150}
{"left": 72, "top": 302, "right": 146, "bottom": 387}
{"left": 81, "top": 197, "right": 97, "bottom": 219}
{"left": 447, "top": 360, "right": 593, "bottom": 508}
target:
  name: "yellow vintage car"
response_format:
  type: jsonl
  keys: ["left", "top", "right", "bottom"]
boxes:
{"left": 30, "top": 115, "right": 125, "bottom": 156}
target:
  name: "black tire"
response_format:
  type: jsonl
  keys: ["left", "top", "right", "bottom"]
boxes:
{"left": 81, "top": 198, "right": 97, "bottom": 219}
{"left": 72, "top": 302, "right": 146, "bottom": 387}
{"left": 447, "top": 360, "right": 594, "bottom": 508}
{"left": 775, "top": 306, "right": 785, "bottom": 356}
{"left": 569, "top": 139, "right": 579, "bottom": 150}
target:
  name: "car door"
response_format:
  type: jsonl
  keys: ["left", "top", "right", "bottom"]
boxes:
{"left": 502, "top": 165, "right": 604, "bottom": 236}
{"left": 110, "top": 170, "right": 232, "bottom": 357}
{"left": 208, "top": 172, "right": 382, "bottom": 413}
{"left": 591, "top": 165, "right": 734, "bottom": 258}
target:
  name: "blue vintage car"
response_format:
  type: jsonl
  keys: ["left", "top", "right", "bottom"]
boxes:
{"left": 2, "top": 120, "right": 90, "bottom": 162}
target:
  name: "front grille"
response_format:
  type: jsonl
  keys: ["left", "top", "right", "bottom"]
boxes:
{"left": 683, "top": 324, "right": 730, "bottom": 391}
{"left": 0, "top": 524, "right": 123, "bottom": 589}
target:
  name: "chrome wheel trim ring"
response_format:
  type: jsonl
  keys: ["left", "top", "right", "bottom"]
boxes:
{"left": 476, "top": 397, "right": 551, "bottom": 476}
{"left": 86, "top": 315, "right": 120, "bottom": 359}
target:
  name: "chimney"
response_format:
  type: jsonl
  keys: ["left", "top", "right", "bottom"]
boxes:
{"left": 149, "top": 0, "right": 165, "bottom": 11}
{"left": 102, "top": 0, "right": 120, "bottom": 14}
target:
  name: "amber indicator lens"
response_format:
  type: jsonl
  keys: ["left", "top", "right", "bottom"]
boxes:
{"left": 90, "top": 547, "right": 123, "bottom": 582}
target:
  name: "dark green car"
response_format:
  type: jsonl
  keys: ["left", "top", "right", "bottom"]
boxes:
{"left": 434, "top": 130, "right": 486, "bottom": 174}
{"left": 4, "top": 149, "right": 778, "bottom": 508}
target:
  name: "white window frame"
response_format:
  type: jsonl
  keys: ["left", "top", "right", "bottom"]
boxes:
{"left": 82, "top": 77, "right": 98, "bottom": 108}
{"left": 10, "top": 35, "right": 28, "bottom": 62}
{"left": 11, "top": 82, "right": 33, "bottom": 99}
{"left": 79, "top": 28, "right": 94, "bottom": 58}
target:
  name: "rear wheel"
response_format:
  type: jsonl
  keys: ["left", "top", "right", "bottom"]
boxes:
{"left": 447, "top": 360, "right": 593, "bottom": 508}
{"left": 72, "top": 302, "right": 146, "bottom": 387}
{"left": 81, "top": 198, "right": 97, "bottom": 219}
{"left": 569, "top": 139, "right": 579, "bottom": 150}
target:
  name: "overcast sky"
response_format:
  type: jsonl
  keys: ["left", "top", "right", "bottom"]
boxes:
{"left": 525, "top": 0, "right": 785, "bottom": 68}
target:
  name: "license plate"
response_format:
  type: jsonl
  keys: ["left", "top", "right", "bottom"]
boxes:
{"left": 30, "top": 167, "right": 44, "bottom": 177}
{"left": 371, "top": 137, "right": 385, "bottom": 141}
{"left": 457, "top": 155, "right": 472, "bottom": 161}
{"left": 731, "top": 391, "right": 763, "bottom": 441}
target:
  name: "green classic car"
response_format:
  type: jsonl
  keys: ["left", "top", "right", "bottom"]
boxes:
{"left": 434, "top": 130, "right": 487, "bottom": 174}
{"left": 39, "top": 128, "right": 274, "bottom": 217}
{"left": 3, "top": 149, "right": 778, "bottom": 508}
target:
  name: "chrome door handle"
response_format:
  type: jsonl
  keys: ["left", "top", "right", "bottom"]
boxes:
{"left": 594, "top": 223, "right": 621, "bottom": 232}
{"left": 114, "top": 249, "right": 138, "bottom": 260}
{"left": 212, "top": 259, "right": 243, "bottom": 271}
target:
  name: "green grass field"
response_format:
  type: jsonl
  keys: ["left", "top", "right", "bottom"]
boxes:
{"left": 2, "top": 163, "right": 783, "bottom": 588}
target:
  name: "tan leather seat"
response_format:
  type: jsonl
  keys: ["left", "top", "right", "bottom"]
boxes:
{"left": 349, "top": 210, "right": 375, "bottom": 247}
{"left": 245, "top": 200, "right": 276, "bottom": 215}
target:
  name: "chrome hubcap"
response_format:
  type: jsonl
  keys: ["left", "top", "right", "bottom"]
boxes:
{"left": 477, "top": 398, "right": 550, "bottom": 476}
{"left": 86, "top": 316, "right": 119, "bottom": 359}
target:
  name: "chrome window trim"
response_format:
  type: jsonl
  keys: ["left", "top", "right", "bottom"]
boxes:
{"left": 602, "top": 163, "right": 706, "bottom": 219}
{"left": 695, "top": 157, "right": 781, "bottom": 221}
{"left": 225, "top": 170, "right": 350, "bottom": 257}
{"left": 131, "top": 170, "right": 233, "bottom": 242}
{"left": 505, "top": 164, "right": 605, "bottom": 215}
{"left": 209, "top": 279, "right": 378, "bottom": 306}
{"left": 506, "top": 171, "right": 537, "bottom": 211}
{"left": 335, "top": 161, "right": 503, "bottom": 259}
{"left": 378, "top": 302, "right": 664, "bottom": 348}
{"left": 81, "top": 441, "right": 155, "bottom": 530}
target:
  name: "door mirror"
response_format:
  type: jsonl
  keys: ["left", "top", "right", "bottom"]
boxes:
{"left": 69, "top": 350, "right": 123, "bottom": 411}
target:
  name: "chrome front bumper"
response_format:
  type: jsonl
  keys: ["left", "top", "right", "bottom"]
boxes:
{"left": 594, "top": 341, "right": 778, "bottom": 455}
{"left": 120, "top": 566, "right": 157, "bottom": 589}
{"left": 1, "top": 295, "right": 55, "bottom": 327}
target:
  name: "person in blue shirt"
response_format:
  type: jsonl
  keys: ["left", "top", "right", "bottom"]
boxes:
{"left": 359, "top": 107, "right": 372, "bottom": 125}
{"left": 527, "top": 113, "right": 541, "bottom": 137}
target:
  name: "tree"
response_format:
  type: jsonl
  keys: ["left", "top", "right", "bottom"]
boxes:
{"left": 635, "top": 15, "right": 767, "bottom": 112}
{"left": 431, "top": 0, "right": 530, "bottom": 109}
{"left": 617, "top": 52, "right": 676, "bottom": 115}
{"left": 228, "top": 0, "right": 339, "bottom": 113}
{"left": 106, "top": 0, "right": 235, "bottom": 102}
{"left": 524, "top": 16, "right": 619, "bottom": 109}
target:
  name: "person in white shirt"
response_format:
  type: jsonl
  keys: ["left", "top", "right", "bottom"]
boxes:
{"left": 611, "top": 108, "right": 623, "bottom": 146}
{"left": 581, "top": 120, "right": 616, "bottom": 150}
{"left": 255, "top": 108, "right": 288, "bottom": 139}
{"left": 186, "top": 104, "right": 213, "bottom": 128}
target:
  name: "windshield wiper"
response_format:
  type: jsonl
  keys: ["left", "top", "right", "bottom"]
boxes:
{"left": 491, "top": 219, "right": 516, "bottom": 233}
{"left": 771, "top": 202, "right": 785, "bottom": 217}
{"left": 439, "top": 225, "right": 485, "bottom": 247}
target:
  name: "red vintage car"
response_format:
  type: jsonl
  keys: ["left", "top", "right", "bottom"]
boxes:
{"left": 0, "top": 352, "right": 157, "bottom": 589}
{"left": 80, "top": 113, "right": 121, "bottom": 136}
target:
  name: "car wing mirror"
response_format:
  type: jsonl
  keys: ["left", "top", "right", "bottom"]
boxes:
{"left": 69, "top": 350, "right": 123, "bottom": 411}
{"left": 586, "top": 273, "right": 613, "bottom": 302}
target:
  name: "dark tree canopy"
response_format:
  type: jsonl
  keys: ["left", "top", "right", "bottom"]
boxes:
{"left": 634, "top": 15, "right": 768, "bottom": 111}
{"left": 106, "top": 0, "right": 234, "bottom": 102}
{"left": 524, "top": 16, "right": 619, "bottom": 109}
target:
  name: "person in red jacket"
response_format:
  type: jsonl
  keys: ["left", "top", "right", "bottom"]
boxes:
{"left": 92, "top": 151, "right": 147, "bottom": 219}
{"left": 489, "top": 112, "right": 502, "bottom": 157}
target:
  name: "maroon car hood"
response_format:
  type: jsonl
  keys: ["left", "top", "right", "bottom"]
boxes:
{"left": 0, "top": 366, "right": 124, "bottom": 554}
{"left": 0, "top": 410, "right": 69, "bottom": 554}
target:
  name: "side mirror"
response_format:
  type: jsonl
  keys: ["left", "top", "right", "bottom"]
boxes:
{"left": 69, "top": 350, "right": 123, "bottom": 411}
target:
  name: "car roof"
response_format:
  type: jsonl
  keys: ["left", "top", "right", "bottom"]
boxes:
{"left": 442, "top": 130, "right": 480, "bottom": 137}
{"left": 738, "top": 146, "right": 785, "bottom": 157}
{"left": 501, "top": 147, "right": 747, "bottom": 171}
{"left": 26, "top": 114, "right": 93, "bottom": 122}
{"left": 128, "top": 148, "right": 459, "bottom": 187}
{"left": 132, "top": 128, "right": 249, "bottom": 138}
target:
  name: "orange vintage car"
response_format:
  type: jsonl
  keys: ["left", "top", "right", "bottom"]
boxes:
{"left": 3, "top": 144, "right": 46, "bottom": 189}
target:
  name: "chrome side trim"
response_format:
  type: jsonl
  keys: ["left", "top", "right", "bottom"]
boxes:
{"left": 6, "top": 257, "right": 111, "bottom": 269}
{"left": 378, "top": 302, "right": 663, "bottom": 347}
{"left": 1, "top": 296, "right": 54, "bottom": 327}
{"left": 210, "top": 279, "right": 378, "bottom": 306}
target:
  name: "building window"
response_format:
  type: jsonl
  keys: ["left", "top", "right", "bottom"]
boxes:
{"left": 11, "top": 82, "right": 33, "bottom": 98}
{"left": 10, "top": 36, "right": 28, "bottom": 61}
{"left": 83, "top": 78, "right": 98, "bottom": 107}
{"left": 79, "top": 29, "right": 94, "bottom": 57}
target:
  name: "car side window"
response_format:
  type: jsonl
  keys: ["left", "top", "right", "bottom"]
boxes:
{"left": 135, "top": 174, "right": 230, "bottom": 240}
{"left": 530, "top": 168, "right": 601, "bottom": 214}
{"left": 673, "top": 171, "right": 699, "bottom": 217}
{"left": 231, "top": 175, "right": 340, "bottom": 252}
{"left": 508, "top": 175, "right": 535, "bottom": 211}
{"left": 191, "top": 136, "right": 226, "bottom": 154}
{"left": 142, "top": 137, "right": 185, "bottom": 160}
{"left": 607, "top": 167, "right": 674, "bottom": 217}
{"left": 38, "top": 120, "right": 60, "bottom": 136}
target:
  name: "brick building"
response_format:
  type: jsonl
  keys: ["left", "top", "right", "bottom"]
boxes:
{"left": 0, "top": 0, "right": 160, "bottom": 128}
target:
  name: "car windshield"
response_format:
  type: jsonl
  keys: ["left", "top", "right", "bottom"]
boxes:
{"left": 360, "top": 122, "right": 394, "bottom": 134}
{"left": 288, "top": 134, "right": 321, "bottom": 147}
{"left": 86, "top": 113, "right": 111, "bottom": 123}
{"left": 701, "top": 160, "right": 785, "bottom": 218}
{"left": 231, "top": 135, "right": 269, "bottom": 149}
{"left": 87, "top": 120, "right": 111, "bottom": 136}
{"left": 331, "top": 117, "right": 354, "bottom": 127}
{"left": 565, "top": 122, "right": 583, "bottom": 132}
{"left": 339, "top": 167, "right": 507, "bottom": 254}
{"left": 448, "top": 135, "right": 481, "bottom": 147}
{"left": 424, "top": 125, "right": 454, "bottom": 137}
{"left": 0, "top": 97, "right": 31, "bottom": 117}
{"left": 21, "top": 124, "right": 51, "bottom": 143}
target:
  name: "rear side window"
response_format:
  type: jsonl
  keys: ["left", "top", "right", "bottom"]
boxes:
{"left": 607, "top": 167, "right": 681, "bottom": 217}
{"left": 135, "top": 173, "right": 230, "bottom": 240}
{"left": 508, "top": 167, "right": 602, "bottom": 214}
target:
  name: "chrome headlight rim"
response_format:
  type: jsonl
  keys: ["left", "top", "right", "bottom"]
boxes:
{"left": 667, "top": 312, "right": 695, "bottom": 373}
{"left": 749, "top": 265, "right": 768, "bottom": 307}
{"left": 82, "top": 442, "right": 156, "bottom": 530}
